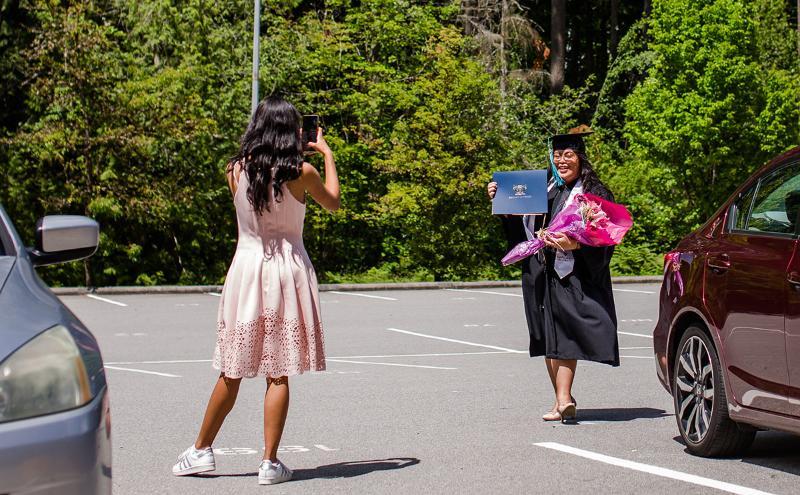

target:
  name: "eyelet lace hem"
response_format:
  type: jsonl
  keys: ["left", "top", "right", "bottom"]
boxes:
{"left": 213, "top": 307, "right": 325, "bottom": 379}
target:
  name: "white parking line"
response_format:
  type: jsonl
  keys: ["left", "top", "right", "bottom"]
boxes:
{"left": 314, "top": 444, "right": 340, "bottom": 452}
{"left": 105, "top": 351, "right": 513, "bottom": 366}
{"left": 333, "top": 351, "right": 511, "bottom": 359}
{"left": 618, "top": 331, "right": 653, "bottom": 339}
{"left": 386, "top": 327, "right": 526, "bottom": 353}
{"left": 620, "top": 355, "right": 654, "bottom": 359}
{"left": 326, "top": 359, "right": 456, "bottom": 370}
{"left": 613, "top": 288, "right": 655, "bottom": 294}
{"left": 207, "top": 292, "right": 221, "bottom": 297}
{"left": 619, "top": 346, "right": 652, "bottom": 350}
{"left": 533, "top": 442, "right": 775, "bottom": 495}
{"left": 446, "top": 288, "right": 522, "bottom": 298}
{"left": 105, "top": 365, "right": 180, "bottom": 378}
{"left": 105, "top": 359, "right": 213, "bottom": 365}
{"left": 86, "top": 294, "right": 128, "bottom": 307}
{"left": 328, "top": 291, "right": 398, "bottom": 301}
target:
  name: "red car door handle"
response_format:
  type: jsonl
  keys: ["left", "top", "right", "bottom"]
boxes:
{"left": 788, "top": 272, "right": 800, "bottom": 289}
{"left": 708, "top": 254, "right": 731, "bottom": 272}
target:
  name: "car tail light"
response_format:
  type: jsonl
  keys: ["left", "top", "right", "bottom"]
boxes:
{"left": 0, "top": 325, "right": 93, "bottom": 423}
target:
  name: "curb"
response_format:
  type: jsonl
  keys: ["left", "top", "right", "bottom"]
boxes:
{"left": 51, "top": 276, "right": 663, "bottom": 296}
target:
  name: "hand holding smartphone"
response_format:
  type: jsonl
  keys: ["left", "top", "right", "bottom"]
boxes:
{"left": 302, "top": 115, "right": 319, "bottom": 151}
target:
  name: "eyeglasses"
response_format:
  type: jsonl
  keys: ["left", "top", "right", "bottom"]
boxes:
{"left": 553, "top": 150, "right": 577, "bottom": 160}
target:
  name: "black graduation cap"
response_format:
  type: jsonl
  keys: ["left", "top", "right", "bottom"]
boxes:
{"left": 550, "top": 125, "right": 594, "bottom": 152}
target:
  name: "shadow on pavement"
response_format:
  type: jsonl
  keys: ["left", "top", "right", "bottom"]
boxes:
{"left": 576, "top": 407, "right": 671, "bottom": 422}
{"left": 670, "top": 430, "right": 800, "bottom": 475}
{"left": 293, "top": 458, "right": 420, "bottom": 480}
{"left": 742, "top": 431, "right": 800, "bottom": 475}
{"left": 195, "top": 457, "right": 420, "bottom": 480}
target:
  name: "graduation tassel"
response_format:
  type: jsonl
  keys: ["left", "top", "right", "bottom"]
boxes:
{"left": 548, "top": 138, "right": 565, "bottom": 187}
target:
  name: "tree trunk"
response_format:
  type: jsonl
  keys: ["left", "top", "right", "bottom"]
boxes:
{"left": 461, "top": 0, "right": 476, "bottom": 36}
{"left": 610, "top": 0, "right": 619, "bottom": 57}
{"left": 550, "top": 0, "right": 566, "bottom": 94}
{"left": 644, "top": 0, "right": 652, "bottom": 17}
{"left": 797, "top": 0, "right": 799, "bottom": 56}
{"left": 84, "top": 259, "right": 93, "bottom": 288}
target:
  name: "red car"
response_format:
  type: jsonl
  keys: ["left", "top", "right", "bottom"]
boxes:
{"left": 654, "top": 145, "right": 800, "bottom": 457}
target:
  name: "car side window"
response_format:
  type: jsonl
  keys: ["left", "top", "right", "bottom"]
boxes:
{"left": 731, "top": 186, "right": 756, "bottom": 231}
{"left": 743, "top": 162, "right": 800, "bottom": 235}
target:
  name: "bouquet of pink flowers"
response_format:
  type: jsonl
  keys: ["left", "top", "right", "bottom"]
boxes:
{"left": 501, "top": 192, "right": 633, "bottom": 266}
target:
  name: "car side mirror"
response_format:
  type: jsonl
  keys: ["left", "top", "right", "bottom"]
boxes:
{"left": 27, "top": 215, "right": 99, "bottom": 267}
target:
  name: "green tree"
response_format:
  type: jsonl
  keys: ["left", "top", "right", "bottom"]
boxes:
{"left": 621, "top": 0, "right": 800, "bottom": 255}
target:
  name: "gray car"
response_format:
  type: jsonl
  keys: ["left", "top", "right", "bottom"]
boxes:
{"left": 0, "top": 204, "right": 111, "bottom": 494}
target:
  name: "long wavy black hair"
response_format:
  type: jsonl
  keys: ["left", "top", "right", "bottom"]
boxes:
{"left": 230, "top": 96, "right": 303, "bottom": 213}
{"left": 575, "top": 151, "right": 613, "bottom": 201}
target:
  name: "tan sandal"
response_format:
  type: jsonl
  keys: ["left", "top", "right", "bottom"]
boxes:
{"left": 558, "top": 402, "right": 577, "bottom": 424}
{"left": 542, "top": 408, "right": 562, "bottom": 421}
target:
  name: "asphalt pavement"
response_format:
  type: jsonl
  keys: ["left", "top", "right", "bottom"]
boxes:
{"left": 58, "top": 284, "right": 800, "bottom": 494}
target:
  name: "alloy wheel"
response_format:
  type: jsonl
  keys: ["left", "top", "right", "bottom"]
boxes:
{"left": 675, "top": 335, "right": 714, "bottom": 443}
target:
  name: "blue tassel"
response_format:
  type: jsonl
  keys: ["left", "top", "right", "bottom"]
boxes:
{"left": 548, "top": 138, "right": 565, "bottom": 187}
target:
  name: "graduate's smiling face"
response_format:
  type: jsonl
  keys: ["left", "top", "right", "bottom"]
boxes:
{"left": 553, "top": 147, "right": 580, "bottom": 184}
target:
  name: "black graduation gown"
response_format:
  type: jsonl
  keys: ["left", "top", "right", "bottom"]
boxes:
{"left": 500, "top": 182, "right": 620, "bottom": 366}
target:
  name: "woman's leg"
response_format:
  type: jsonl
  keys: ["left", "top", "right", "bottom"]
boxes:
{"left": 263, "top": 376, "right": 290, "bottom": 462}
{"left": 545, "top": 358, "right": 559, "bottom": 409}
{"left": 195, "top": 374, "right": 242, "bottom": 449}
{"left": 554, "top": 359, "right": 577, "bottom": 407}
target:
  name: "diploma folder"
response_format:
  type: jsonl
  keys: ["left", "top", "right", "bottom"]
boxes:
{"left": 491, "top": 170, "right": 548, "bottom": 215}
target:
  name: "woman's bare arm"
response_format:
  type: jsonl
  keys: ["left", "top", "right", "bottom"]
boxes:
{"left": 302, "top": 129, "right": 340, "bottom": 211}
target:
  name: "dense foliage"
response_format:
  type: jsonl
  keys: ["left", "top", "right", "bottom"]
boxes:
{"left": 0, "top": 0, "right": 798, "bottom": 286}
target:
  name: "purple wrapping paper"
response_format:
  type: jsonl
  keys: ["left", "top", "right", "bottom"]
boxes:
{"left": 501, "top": 193, "right": 633, "bottom": 266}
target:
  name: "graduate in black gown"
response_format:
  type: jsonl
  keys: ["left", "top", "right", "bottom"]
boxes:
{"left": 487, "top": 129, "right": 619, "bottom": 423}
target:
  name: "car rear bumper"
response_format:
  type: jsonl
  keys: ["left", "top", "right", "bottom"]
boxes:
{"left": 0, "top": 387, "right": 111, "bottom": 495}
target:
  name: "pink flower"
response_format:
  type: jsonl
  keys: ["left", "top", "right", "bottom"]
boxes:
{"left": 501, "top": 193, "right": 633, "bottom": 266}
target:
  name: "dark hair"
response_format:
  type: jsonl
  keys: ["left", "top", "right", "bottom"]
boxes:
{"left": 575, "top": 151, "right": 613, "bottom": 201}
{"left": 230, "top": 96, "right": 303, "bottom": 213}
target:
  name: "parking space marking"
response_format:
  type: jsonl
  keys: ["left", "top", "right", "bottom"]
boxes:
{"left": 207, "top": 292, "right": 221, "bottom": 297}
{"left": 105, "top": 351, "right": 513, "bottom": 367}
{"left": 613, "top": 288, "right": 655, "bottom": 294}
{"left": 619, "top": 346, "right": 652, "bottom": 350}
{"left": 533, "top": 442, "right": 775, "bottom": 495}
{"left": 620, "top": 318, "right": 653, "bottom": 322}
{"left": 212, "top": 445, "right": 338, "bottom": 455}
{"left": 86, "top": 294, "right": 128, "bottom": 307}
{"left": 618, "top": 331, "right": 653, "bottom": 339}
{"left": 328, "top": 291, "right": 398, "bottom": 301}
{"left": 620, "top": 355, "right": 653, "bottom": 359}
{"left": 314, "top": 444, "right": 339, "bottom": 452}
{"left": 446, "top": 288, "right": 522, "bottom": 298}
{"left": 327, "top": 358, "right": 456, "bottom": 370}
{"left": 386, "top": 327, "right": 526, "bottom": 353}
{"left": 105, "top": 365, "right": 180, "bottom": 378}
{"left": 106, "top": 359, "right": 212, "bottom": 365}
{"left": 333, "top": 351, "right": 510, "bottom": 359}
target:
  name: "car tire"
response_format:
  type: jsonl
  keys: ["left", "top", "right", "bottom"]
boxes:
{"left": 672, "top": 326, "right": 755, "bottom": 457}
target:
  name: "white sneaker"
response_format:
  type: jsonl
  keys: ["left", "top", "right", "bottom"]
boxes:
{"left": 172, "top": 445, "right": 216, "bottom": 476}
{"left": 258, "top": 459, "right": 293, "bottom": 485}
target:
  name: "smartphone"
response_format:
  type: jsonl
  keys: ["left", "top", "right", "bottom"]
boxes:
{"left": 302, "top": 115, "right": 319, "bottom": 150}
